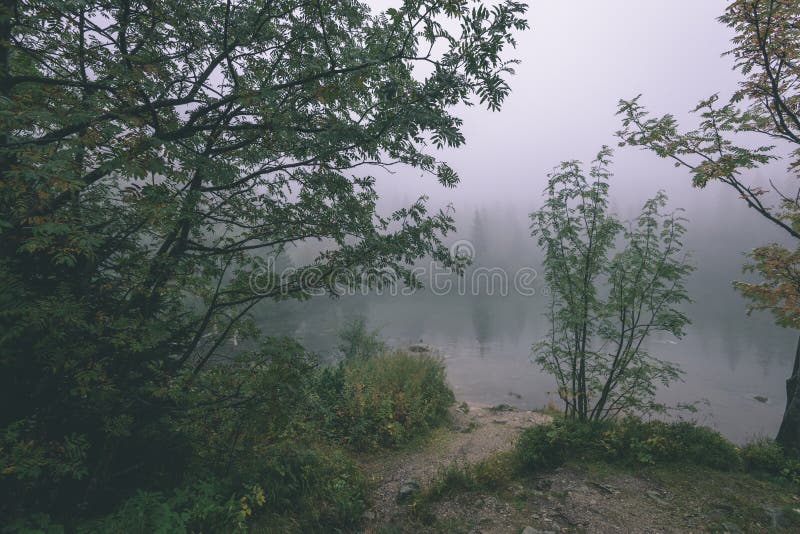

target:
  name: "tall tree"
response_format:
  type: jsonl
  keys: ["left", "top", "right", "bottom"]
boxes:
{"left": 0, "top": 0, "right": 528, "bottom": 521}
{"left": 617, "top": 0, "right": 800, "bottom": 450}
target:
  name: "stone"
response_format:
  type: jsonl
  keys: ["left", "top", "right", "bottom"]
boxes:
{"left": 646, "top": 490, "right": 668, "bottom": 506}
{"left": 708, "top": 502, "right": 735, "bottom": 519}
{"left": 534, "top": 478, "right": 553, "bottom": 491}
{"left": 396, "top": 480, "right": 420, "bottom": 503}
{"left": 721, "top": 522, "right": 741, "bottom": 533}
{"left": 361, "top": 510, "right": 376, "bottom": 521}
{"left": 763, "top": 506, "right": 790, "bottom": 528}
{"left": 589, "top": 481, "right": 619, "bottom": 495}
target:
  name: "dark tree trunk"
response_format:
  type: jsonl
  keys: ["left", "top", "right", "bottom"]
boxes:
{"left": 776, "top": 334, "right": 800, "bottom": 451}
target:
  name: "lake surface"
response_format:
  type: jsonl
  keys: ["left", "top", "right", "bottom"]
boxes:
{"left": 251, "top": 165, "right": 800, "bottom": 445}
{"left": 255, "top": 263, "right": 796, "bottom": 444}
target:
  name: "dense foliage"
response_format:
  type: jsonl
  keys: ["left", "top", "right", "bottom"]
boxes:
{"left": 79, "top": 443, "right": 368, "bottom": 533}
{"left": 617, "top": 0, "right": 800, "bottom": 449}
{"left": 530, "top": 148, "right": 693, "bottom": 421}
{"left": 0, "top": 0, "right": 527, "bottom": 528}
{"left": 2, "top": 328, "right": 456, "bottom": 532}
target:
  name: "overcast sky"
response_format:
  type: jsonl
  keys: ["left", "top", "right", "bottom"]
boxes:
{"left": 374, "top": 1, "right": 761, "bottom": 221}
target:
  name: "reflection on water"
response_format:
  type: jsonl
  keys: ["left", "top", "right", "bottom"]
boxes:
{"left": 255, "top": 269, "right": 796, "bottom": 443}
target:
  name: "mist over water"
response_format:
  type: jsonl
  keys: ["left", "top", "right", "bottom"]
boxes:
{"left": 254, "top": 1, "right": 798, "bottom": 443}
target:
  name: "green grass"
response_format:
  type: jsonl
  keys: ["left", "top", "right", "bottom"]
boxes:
{"left": 644, "top": 464, "right": 800, "bottom": 532}
{"left": 515, "top": 417, "right": 742, "bottom": 472}
{"left": 534, "top": 399, "right": 564, "bottom": 419}
{"left": 409, "top": 450, "right": 519, "bottom": 518}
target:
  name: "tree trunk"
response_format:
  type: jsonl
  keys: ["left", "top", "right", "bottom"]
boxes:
{"left": 776, "top": 334, "right": 800, "bottom": 451}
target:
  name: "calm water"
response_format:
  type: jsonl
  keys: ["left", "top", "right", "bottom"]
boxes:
{"left": 255, "top": 267, "right": 796, "bottom": 444}
{"left": 250, "top": 167, "right": 800, "bottom": 445}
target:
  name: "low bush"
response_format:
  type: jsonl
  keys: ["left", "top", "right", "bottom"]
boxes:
{"left": 473, "top": 450, "right": 519, "bottom": 489}
{"left": 74, "top": 336, "right": 370, "bottom": 533}
{"left": 167, "top": 338, "right": 319, "bottom": 477}
{"left": 81, "top": 441, "right": 367, "bottom": 533}
{"left": 314, "top": 350, "right": 455, "bottom": 450}
{"left": 516, "top": 418, "right": 741, "bottom": 472}
{"left": 246, "top": 441, "right": 368, "bottom": 532}
{"left": 599, "top": 419, "right": 741, "bottom": 469}
{"left": 740, "top": 437, "right": 800, "bottom": 484}
{"left": 79, "top": 481, "right": 238, "bottom": 534}
{"left": 741, "top": 437, "right": 787, "bottom": 473}
{"left": 515, "top": 420, "right": 575, "bottom": 471}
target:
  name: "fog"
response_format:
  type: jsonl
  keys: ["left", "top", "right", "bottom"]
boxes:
{"left": 258, "top": 1, "right": 798, "bottom": 443}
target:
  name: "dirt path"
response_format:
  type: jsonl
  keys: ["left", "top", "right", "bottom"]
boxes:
{"left": 356, "top": 403, "right": 799, "bottom": 533}
{"left": 358, "top": 403, "right": 551, "bottom": 531}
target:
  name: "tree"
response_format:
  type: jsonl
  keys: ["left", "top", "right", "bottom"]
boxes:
{"left": 0, "top": 0, "right": 528, "bottom": 523}
{"left": 470, "top": 206, "right": 490, "bottom": 266}
{"left": 530, "top": 148, "right": 692, "bottom": 421}
{"left": 616, "top": 0, "right": 800, "bottom": 450}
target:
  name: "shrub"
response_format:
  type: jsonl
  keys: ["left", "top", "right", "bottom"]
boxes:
{"left": 473, "top": 451, "right": 518, "bottom": 489}
{"left": 740, "top": 437, "right": 800, "bottom": 484}
{"left": 6, "top": 336, "right": 449, "bottom": 531}
{"left": 82, "top": 442, "right": 368, "bottom": 534}
{"left": 249, "top": 441, "right": 368, "bottom": 532}
{"left": 516, "top": 418, "right": 617, "bottom": 471}
{"left": 315, "top": 351, "right": 455, "bottom": 450}
{"left": 740, "top": 437, "right": 787, "bottom": 474}
{"left": 598, "top": 419, "right": 741, "bottom": 470}
{"left": 516, "top": 421, "right": 572, "bottom": 471}
{"left": 167, "top": 337, "right": 319, "bottom": 476}
{"left": 516, "top": 418, "right": 741, "bottom": 472}
{"left": 79, "top": 338, "right": 368, "bottom": 533}
{"left": 78, "top": 486, "right": 236, "bottom": 534}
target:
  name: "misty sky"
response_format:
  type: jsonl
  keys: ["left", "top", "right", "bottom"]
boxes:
{"left": 363, "top": 0, "right": 798, "bottom": 297}
{"left": 373, "top": 1, "right": 773, "bottom": 228}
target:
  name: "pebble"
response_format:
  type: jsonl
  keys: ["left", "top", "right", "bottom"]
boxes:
{"left": 763, "top": 505, "right": 790, "bottom": 528}
{"left": 361, "top": 510, "right": 376, "bottom": 521}
{"left": 645, "top": 490, "right": 668, "bottom": 506}
{"left": 396, "top": 480, "right": 420, "bottom": 503}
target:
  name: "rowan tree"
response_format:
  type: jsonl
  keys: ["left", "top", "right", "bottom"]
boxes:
{"left": 0, "top": 0, "right": 528, "bottom": 522}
